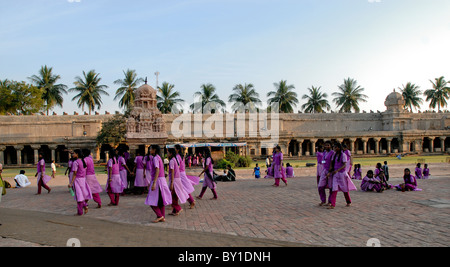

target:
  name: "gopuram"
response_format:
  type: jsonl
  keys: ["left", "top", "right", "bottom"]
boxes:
{"left": 125, "top": 80, "right": 168, "bottom": 153}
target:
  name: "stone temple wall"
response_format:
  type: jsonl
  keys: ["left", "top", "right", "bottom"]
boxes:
{"left": 0, "top": 109, "right": 449, "bottom": 166}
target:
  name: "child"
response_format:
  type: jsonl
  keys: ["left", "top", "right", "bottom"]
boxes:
{"left": 264, "top": 164, "right": 273, "bottom": 179}
{"left": 197, "top": 148, "right": 218, "bottom": 200}
{"left": 378, "top": 171, "right": 392, "bottom": 190}
{"left": 360, "top": 170, "right": 383, "bottom": 193}
{"left": 106, "top": 149, "right": 125, "bottom": 206}
{"left": 327, "top": 143, "right": 357, "bottom": 209}
{"left": 286, "top": 163, "right": 295, "bottom": 178}
{"left": 415, "top": 163, "right": 423, "bottom": 179}
{"left": 168, "top": 148, "right": 189, "bottom": 216}
{"left": 133, "top": 151, "right": 148, "bottom": 194}
{"left": 145, "top": 145, "right": 172, "bottom": 223}
{"left": 69, "top": 149, "right": 93, "bottom": 216}
{"left": 395, "top": 168, "right": 421, "bottom": 192}
{"left": 382, "top": 161, "right": 390, "bottom": 181}
{"left": 374, "top": 163, "right": 383, "bottom": 178}
{"left": 352, "top": 164, "right": 362, "bottom": 180}
{"left": 423, "top": 164, "right": 430, "bottom": 179}
{"left": 253, "top": 164, "right": 261, "bottom": 179}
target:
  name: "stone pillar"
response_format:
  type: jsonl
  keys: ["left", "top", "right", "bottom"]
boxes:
{"left": 349, "top": 138, "right": 356, "bottom": 154}
{"left": 310, "top": 139, "right": 317, "bottom": 156}
{"left": 0, "top": 146, "right": 5, "bottom": 166}
{"left": 49, "top": 145, "right": 58, "bottom": 162}
{"left": 429, "top": 137, "right": 435, "bottom": 152}
{"left": 31, "top": 145, "right": 41, "bottom": 164}
{"left": 297, "top": 139, "right": 303, "bottom": 156}
{"left": 386, "top": 138, "right": 392, "bottom": 154}
{"left": 374, "top": 138, "right": 380, "bottom": 154}
{"left": 361, "top": 139, "right": 368, "bottom": 154}
{"left": 440, "top": 137, "right": 446, "bottom": 153}
{"left": 14, "top": 145, "right": 24, "bottom": 165}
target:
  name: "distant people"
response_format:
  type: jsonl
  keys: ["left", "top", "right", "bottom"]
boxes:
{"left": 14, "top": 170, "right": 31, "bottom": 188}
{"left": 286, "top": 163, "right": 294, "bottom": 178}
{"left": 395, "top": 168, "right": 421, "bottom": 192}
{"left": 272, "top": 145, "right": 287, "bottom": 187}
{"left": 133, "top": 151, "right": 148, "bottom": 195}
{"left": 378, "top": 170, "right": 392, "bottom": 190}
{"left": 264, "top": 164, "right": 273, "bottom": 179}
{"left": 253, "top": 164, "right": 261, "bottom": 179}
{"left": 35, "top": 153, "right": 51, "bottom": 195}
{"left": 382, "top": 161, "right": 390, "bottom": 181}
{"left": 51, "top": 160, "right": 56, "bottom": 179}
{"left": 423, "top": 164, "right": 430, "bottom": 179}
{"left": 197, "top": 148, "right": 218, "bottom": 200}
{"left": 65, "top": 155, "right": 75, "bottom": 185}
{"left": 316, "top": 145, "right": 324, "bottom": 183}
{"left": 360, "top": 170, "right": 383, "bottom": 193}
{"left": 374, "top": 163, "right": 383, "bottom": 178}
{"left": 352, "top": 164, "right": 362, "bottom": 180}
{"left": 415, "top": 163, "right": 423, "bottom": 179}
{"left": 265, "top": 156, "right": 271, "bottom": 168}
{"left": 226, "top": 165, "right": 236, "bottom": 182}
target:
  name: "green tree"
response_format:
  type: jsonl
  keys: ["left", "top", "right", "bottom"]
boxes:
{"left": 424, "top": 76, "right": 450, "bottom": 112}
{"left": 399, "top": 82, "right": 423, "bottom": 112}
{"left": 332, "top": 78, "right": 368, "bottom": 113}
{"left": 190, "top": 83, "right": 226, "bottom": 113}
{"left": 0, "top": 80, "right": 44, "bottom": 115}
{"left": 157, "top": 82, "right": 185, "bottom": 114}
{"left": 267, "top": 80, "right": 299, "bottom": 113}
{"left": 28, "top": 65, "right": 68, "bottom": 115}
{"left": 301, "top": 86, "right": 331, "bottom": 113}
{"left": 69, "top": 70, "right": 109, "bottom": 115}
{"left": 96, "top": 114, "right": 127, "bottom": 147}
{"left": 113, "top": 69, "right": 144, "bottom": 112}
{"left": 228, "top": 83, "right": 261, "bottom": 112}
{"left": 0, "top": 79, "right": 15, "bottom": 115}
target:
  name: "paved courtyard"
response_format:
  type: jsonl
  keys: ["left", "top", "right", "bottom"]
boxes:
{"left": 1, "top": 163, "right": 449, "bottom": 247}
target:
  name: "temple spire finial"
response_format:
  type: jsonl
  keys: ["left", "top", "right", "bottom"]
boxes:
{"left": 145, "top": 77, "right": 148, "bottom": 84}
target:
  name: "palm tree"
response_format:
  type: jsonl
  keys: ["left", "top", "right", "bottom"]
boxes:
{"left": 332, "top": 78, "right": 368, "bottom": 113}
{"left": 157, "top": 82, "right": 184, "bottom": 114}
{"left": 399, "top": 82, "right": 423, "bottom": 112}
{"left": 228, "top": 83, "right": 261, "bottom": 112}
{"left": 424, "top": 76, "right": 450, "bottom": 112}
{"left": 69, "top": 70, "right": 109, "bottom": 115}
{"left": 267, "top": 80, "right": 299, "bottom": 113}
{"left": 113, "top": 69, "right": 144, "bottom": 111}
{"left": 301, "top": 86, "right": 331, "bottom": 113}
{"left": 28, "top": 65, "right": 68, "bottom": 115}
{"left": 190, "top": 83, "right": 226, "bottom": 113}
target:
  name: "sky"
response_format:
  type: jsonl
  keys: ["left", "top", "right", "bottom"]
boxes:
{"left": 1, "top": 0, "right": 450, "bottom": 114}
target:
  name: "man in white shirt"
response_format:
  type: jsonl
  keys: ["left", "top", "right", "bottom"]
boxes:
{"left": 14, "top": 170, "right": 31, "bottom": 188}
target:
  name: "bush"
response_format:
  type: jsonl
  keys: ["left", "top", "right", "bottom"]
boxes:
{"left": 215, "top": 159, "right": 234, "bottom": 169}
{"left": 222, "top": 151, "right": 252, "bottom": 168}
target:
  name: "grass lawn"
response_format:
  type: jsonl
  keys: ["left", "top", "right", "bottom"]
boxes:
{"left": 245, "top": 155, "right": 450, "bottom": 170}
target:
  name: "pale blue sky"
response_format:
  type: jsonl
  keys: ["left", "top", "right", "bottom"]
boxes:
{"left": 1, "top": 0, "right": 450, "bottom": 114}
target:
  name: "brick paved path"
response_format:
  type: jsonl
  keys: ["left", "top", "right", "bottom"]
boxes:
{"left": 1, "top": 163, "right": 449, "bottom": 247}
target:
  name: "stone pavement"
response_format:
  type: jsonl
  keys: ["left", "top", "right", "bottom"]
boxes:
{"left": 0, "top": 163, "right": 449, "bottom": 247}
